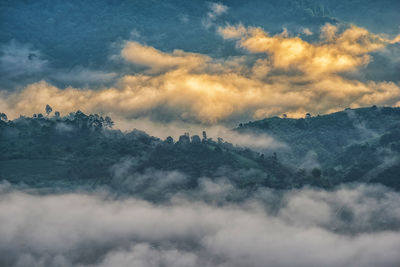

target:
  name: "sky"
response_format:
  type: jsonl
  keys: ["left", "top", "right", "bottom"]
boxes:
{"left": 0, "top": 0, "right": 399, "bottom": 134}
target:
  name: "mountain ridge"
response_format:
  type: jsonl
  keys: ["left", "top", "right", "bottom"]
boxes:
{"left": 1, "top": 105, "right": 399, "bottom": 195}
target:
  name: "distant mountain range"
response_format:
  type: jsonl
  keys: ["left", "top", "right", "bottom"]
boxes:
{"left": 237, "top": 106, "right": 400, "bottom": 189}
{"left": 1, "top": 106, "right": 400, "bottom": 197}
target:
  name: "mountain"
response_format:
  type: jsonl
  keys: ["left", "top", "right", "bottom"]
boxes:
{"left": 0, "top": 111, "right": 297, "bottom": 198}
{"left": 1, "top": 106, "right": 400, "bottom": 196}
{"left": 237, "top": 106, "right": 400, "bottom": 189}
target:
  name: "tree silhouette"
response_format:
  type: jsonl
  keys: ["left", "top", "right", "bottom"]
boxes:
{"left": 45, "top": 104, "right": 53, "bottom": 116}
{"left": 0, "top": 113, "right": 7, "bottom": 122}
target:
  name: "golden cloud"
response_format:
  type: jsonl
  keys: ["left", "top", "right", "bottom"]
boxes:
{"left": 121, "top": 42, "right": 210, "bottom": 73}
{"left": 220, "top": 23, "right": 398, "bottom": 75}
{"left": 1, "top": 24, "right": 400, "bottom": 124}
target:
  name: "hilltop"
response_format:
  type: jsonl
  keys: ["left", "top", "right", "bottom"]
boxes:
{"left": 237, "top": 106, "right": 400, "bottom": 189}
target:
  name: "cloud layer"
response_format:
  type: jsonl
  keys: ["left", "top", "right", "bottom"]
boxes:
{"left": 0, "top": 183, "right": 400, "bottom": 267}
{"left": 1, "top": 24, "right": 399, "bottom": 124}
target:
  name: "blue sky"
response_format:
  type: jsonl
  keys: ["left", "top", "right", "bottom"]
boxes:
{"left": 0, "top": 0, "right": 399, "bottom": 128}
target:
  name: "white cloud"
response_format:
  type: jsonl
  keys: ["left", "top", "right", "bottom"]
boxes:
{"left": 202, "top": 2, "right": 228, "bottom": 28}
{"left": 302, "top": 27, "right": 313, "bottom": 36}
{"left": 0, "top": 41, "right": 47, "bottom": 77}
{"left": 0, "top": 184, "right": 400, "bottom": 267}
{"left": 209, "top": 2, "right": 228, "bottom": 17}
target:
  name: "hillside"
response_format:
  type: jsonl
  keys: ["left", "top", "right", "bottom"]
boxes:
{"left": 237, "top": 106, "right": 400, "bottom": 189}
{"left": 1, "top": 106, "right": 400, "bottom": 194}
{"left": 0, "top": 111, "right": 302, "bottom": 198}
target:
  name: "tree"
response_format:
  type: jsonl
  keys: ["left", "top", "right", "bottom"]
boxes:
{"left": 306, "top": 113, "right": 311, "bottom": 119}
{"left": 54, "top": 111, "right": 60, "bottom": 118}
{"left": 295, "top": 118, "right": 306, "bottom": 129}
{"left": 312, "top": 168, "right": 322, "bottom": 178}
{"left": 104, "top": 116, "right": 114, "bottom": 128}
{"left": 45, "top": 104, "right": 53, "bottom": 116}
{"left": 0, "top": 113, "right": 7, "bottom": 122}
{"left": 202, "top": 131, "right": 208, "bottom": 142}
{"left": 165, "top": 136, "right": 174, "bottom": 144}
{"left": 191, "top": 135, "right": 201, "bottom": 144}
{"left": 214, "top": 146, "right": 223, "bottom": 153}
{"left": 178, "top": 133, "right": 190, "bottom": 145}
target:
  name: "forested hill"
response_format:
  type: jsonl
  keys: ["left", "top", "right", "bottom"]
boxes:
{"left": 1, "top": 106, "right": 400, "bottom": 195}
{"left": 237, "top": 106, "right": 400, "bottom": 189}
{"left": 0, "top": 110, "right": 300, "bottom": 197}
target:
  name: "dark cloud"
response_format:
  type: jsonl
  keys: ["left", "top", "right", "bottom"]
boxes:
{"left": 0, "top": 41, "right": 48, "bottom": 89}
{"left": 49, "top": 67, "right": 118, "bottom": 87}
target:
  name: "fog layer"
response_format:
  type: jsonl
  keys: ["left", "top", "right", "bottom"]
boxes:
{"left": 0, "top": 183, "right": 399, "bottom": 267}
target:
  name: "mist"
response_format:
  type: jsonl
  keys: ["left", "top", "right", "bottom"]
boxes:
{"left": 114, "top": 117, "right": 286, "bottom": 151}
{"left": 1, "top": 182, "right": 399, "bottom": 267}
